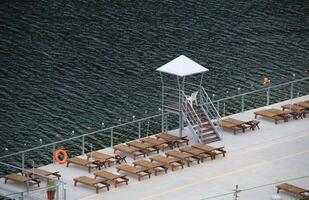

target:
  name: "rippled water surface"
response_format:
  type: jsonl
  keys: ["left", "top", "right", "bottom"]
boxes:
{"left": 0, "top": 0, "right": 309, "bottom": 162}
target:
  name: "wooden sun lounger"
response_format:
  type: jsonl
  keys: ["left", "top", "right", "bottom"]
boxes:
{"left": 94, "top": 170, "right": 129, "bottom": 188}
{"left": 165, "top": 150, "right": 200, "bottom": 167}
{"left": 254, "top": 109, "right": 289, "bottom": 124}
{"left": 86, "top": 152, "right": 114, "bottom": 167}
{"left": 116, "top": 165, "right": 151, "bottom": 181}
{"left": 295, "top": 102, "right": 309, "bottom": 109}
{"left": 24, "top": 168, "right": 61, "bottom": 180}
{"left": 113, "top": 144, "right": 145, "bottom": 160}
{"left": 179, "top": 147, "right": 212, "bottom": 162}
{"left": 140, "top": 137, "right": 168, "bottom": 151}
{"left": 276, "top": 183, "right": 309, "bottom": 198}
{"left": 220, "top": 119, "right": 245, "bottom": 134}
{"left": 192, "top": 144, "right": 226, "bottom": 159}
{"left": 149, "top": 155, "right": 184, "bottom": 171}
{"left": 155, "top": 133, "right": 189, "bottom": 147}
{"left": 281, "top": 104, "right": 308, "bottom": 119}
{"left": 127, "top": 141, "right": 159, "bottom": 155}
{"left": 4, "top": 173, "right": 40, "bottom": 187}
{"left": 67, "top": 157, "right": 100, "bottom": 173}
{"left": 74, "top": 176, "right": 110, "bottom": 194}
{"left": 133, "top": 160, "right": 168, "bottom": 176}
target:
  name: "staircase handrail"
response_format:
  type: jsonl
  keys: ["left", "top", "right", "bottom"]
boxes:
{"left": 182, "top": 91, "right": 204, "bottom": 141}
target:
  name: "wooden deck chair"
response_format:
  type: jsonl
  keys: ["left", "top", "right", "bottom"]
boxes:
{"left": 179, "top": 147, "right": 212, "bottom": 162}
{"left": 66, "top": 157, "right": 100, "bottom": 173}
{"left": 113, "top": 144, "right": 145, "bottom": 160}
{"left": 4, "top": 173, "right": 40, "bottom": 187}
{"left": 140, "top": 137, "right": 168, "bottom": 151}
{"left": 116, "top": 165, "right": 151, "bottom": 181}
{"left": 165, "top": 150, "right": 200, "bottom": 167}
{"left": 24, "top": 168, "right": 61, "bottom": 180}
{"left": 133, "top": 160, "right": 168, "bottom": 176}
{"left": 254, "top": 109, "right": 287, "bottom": 124}
{"left": 86, "top": 152, "right": 114, "bottom": 167}
{"left": 73, "top": 176, "right": 110, "bottom": 194}
{"left": 127, "top": 141, "right": 159, "bottom": 155}
{"left": 192, "top": 144, "right": 226, "bottom": 159}
{"left": 149, "top": 155, "right": 184, "bottom": 171}
{"left": 156, "top": 133, "right": 189, "bottom": 147}
{"left": 94, "top": 170, "right": 128, "bottom": 188}
{"left": 276, "top": 183, "right": 309, "bottom": 198}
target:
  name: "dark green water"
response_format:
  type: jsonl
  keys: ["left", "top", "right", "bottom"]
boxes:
{"left": 0, "top": 0, "right": 309, "bottom": 171}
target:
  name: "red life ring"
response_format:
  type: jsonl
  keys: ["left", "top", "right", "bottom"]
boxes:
{"left": 54, "top": 149, "right": 68, "bottom": 164}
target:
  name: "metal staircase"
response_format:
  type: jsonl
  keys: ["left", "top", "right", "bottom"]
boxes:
{"left": 182, "top": 87, "right": 222, "bottom": 144}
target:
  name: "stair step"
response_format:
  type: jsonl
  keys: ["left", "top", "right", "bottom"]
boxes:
{"left": 202, "top": 137, "right": 220, "bottom": 144}
{"left": 200, "top": 133, "right": 216, "bottom": 138}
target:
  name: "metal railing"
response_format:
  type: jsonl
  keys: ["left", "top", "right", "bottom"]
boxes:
{"left": 211, "top": 77, "right": 309, "bottom": 116}
{"left": 0, "top": 161, "right": 66, "bottom": 200}
{"left": 0, "top": 113, "right": 167, "bottom": 171}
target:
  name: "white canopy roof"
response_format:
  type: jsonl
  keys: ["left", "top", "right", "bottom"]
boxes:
{"left": 156, "top": 55, "right": 209, "bottom": 77}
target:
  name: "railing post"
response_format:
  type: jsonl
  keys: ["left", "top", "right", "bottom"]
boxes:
{"left": 138, "top": 121, "right": 141, "bottom": 139}
{"left": 266, "top": 88, "right": 270, "bottom": 106}
{"left": 21, "top": 152, "right": 25, "bottom": 170}
{"left": 52, "top": 144, "right": 56, "bottom": 164}
{"left": 63, "top": 183, "right": 67, "bottom": 200}
{"left": 290, "top": 82, "right": 294, "bottom": 99}
{"left": 82, "top": 135, "right": 85, "bottom": 155}
{"left": 110, "top": 128, "right": 113, "bottom": 147}
{"left": 241, "top": 95, "right": 244, "bottom": 112}
{"left": 223, "top": 102, "right": 226, "bottom": 117}
{"left": 217, "top": 101, "right": 220, "bottom": 115}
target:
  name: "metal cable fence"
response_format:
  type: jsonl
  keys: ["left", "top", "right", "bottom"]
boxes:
{"left": 200, "top": 175, "right": 309, "bottom": 200}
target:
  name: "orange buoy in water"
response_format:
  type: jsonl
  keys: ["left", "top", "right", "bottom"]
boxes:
{"left": 263, "top": 77, "right": 270, "bottom": 85}
{"left": 54, "top": 149, "right": 68, "bottom": 164}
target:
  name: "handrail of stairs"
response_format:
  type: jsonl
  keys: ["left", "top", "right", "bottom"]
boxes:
{"left": 198, "top": 86, "right": 223, "bottom": 140}
{"left": 181, "top": 91, "right": 203, "bottom": 143}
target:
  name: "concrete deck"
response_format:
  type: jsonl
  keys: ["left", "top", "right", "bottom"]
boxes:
{"left": 1, "top": 95, "right": 309, "bottom": 200}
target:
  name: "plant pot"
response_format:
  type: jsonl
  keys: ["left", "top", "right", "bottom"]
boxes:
{"left": 47, "top": 191, "right": 55, "bottom": 200}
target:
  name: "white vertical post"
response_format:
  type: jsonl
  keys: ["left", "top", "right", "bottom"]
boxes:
{"left": 241, "top": 95, "right": 244, "bottom": 112}
{"left": 82, "top": 135, "right": 85, "bottom": 155}
{"left": 110, "top": 128, "right": 113, "bottom": 147}
{"left": 266, "top": 88, "right": 270, "bottom": 106}
{"left": 52, "top": 144, "right": 56, "bottom": 164}
{"left": 138, "top": 121, "right": 141, "bottom": 139}
{"left": 21, "top": 152, "right": 25, "bottom": 170}
{"left": 290, "top": 82, "right": 294, "bottom": 99}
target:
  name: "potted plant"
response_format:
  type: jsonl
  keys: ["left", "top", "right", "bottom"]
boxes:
{"left": 46, "top": 179, "right": 56, "bottom": 200}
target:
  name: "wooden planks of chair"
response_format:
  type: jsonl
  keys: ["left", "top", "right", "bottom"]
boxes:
{"left": 276, "top": 183, "right": 309, "bottom": 198}
{"left": 67, "top": 157, "right": 100, "bottom": 173}
{"left": 94, "top": 170, "right": 129, "bottom": 188}
{"left": 116, "top": 165, "right": 151, "bottom": 181}
{"left": 140, "top": 137, "right": 169, "bottom": 151}
{"left": 155, "top": 133, "right": 189, "bottom": 147}
{"left": 73, "top": 176, "right": 110, "bottom": 194}
{"left": 86, "top": 152, "right": 115, "bottom": 168}
{"left": 149, "top": 155, "right": 184, "bottom": 171}
{"left": 113, "top": 144, "right": 146, "bottom": 160}
{"left": 165, "top": 150, "right": 200, "bottom": 167}
{"left": 4, "top": 173, "right": 40, "bottom": 187}
{"left": 133, "top": 160, "right": 168, "bottom": 176}
{"left": 127, "top": 141, "right": 159, "bottom": 155}
{"left": 179, "top": 147, "right": 212, "bottom": 162}
{"left": 220, "top": 118, "right": 246, "bottom": 134}
{"left": 24, "top": 168, "right": 61, "bottom": 180}
{"left": 254, "top": 109, "right": 290, "bottom": 124}
{"left": 192, "top": 144, "right": 226, "bottom": 160}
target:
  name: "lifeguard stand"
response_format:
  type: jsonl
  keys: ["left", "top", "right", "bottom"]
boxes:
{"left": 156, "top": 55, "right": 222, "bottom": 144}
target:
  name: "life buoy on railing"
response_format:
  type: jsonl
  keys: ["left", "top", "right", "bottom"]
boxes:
{"left": 54, "top": 149, "right": 68, "bottom": 164}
